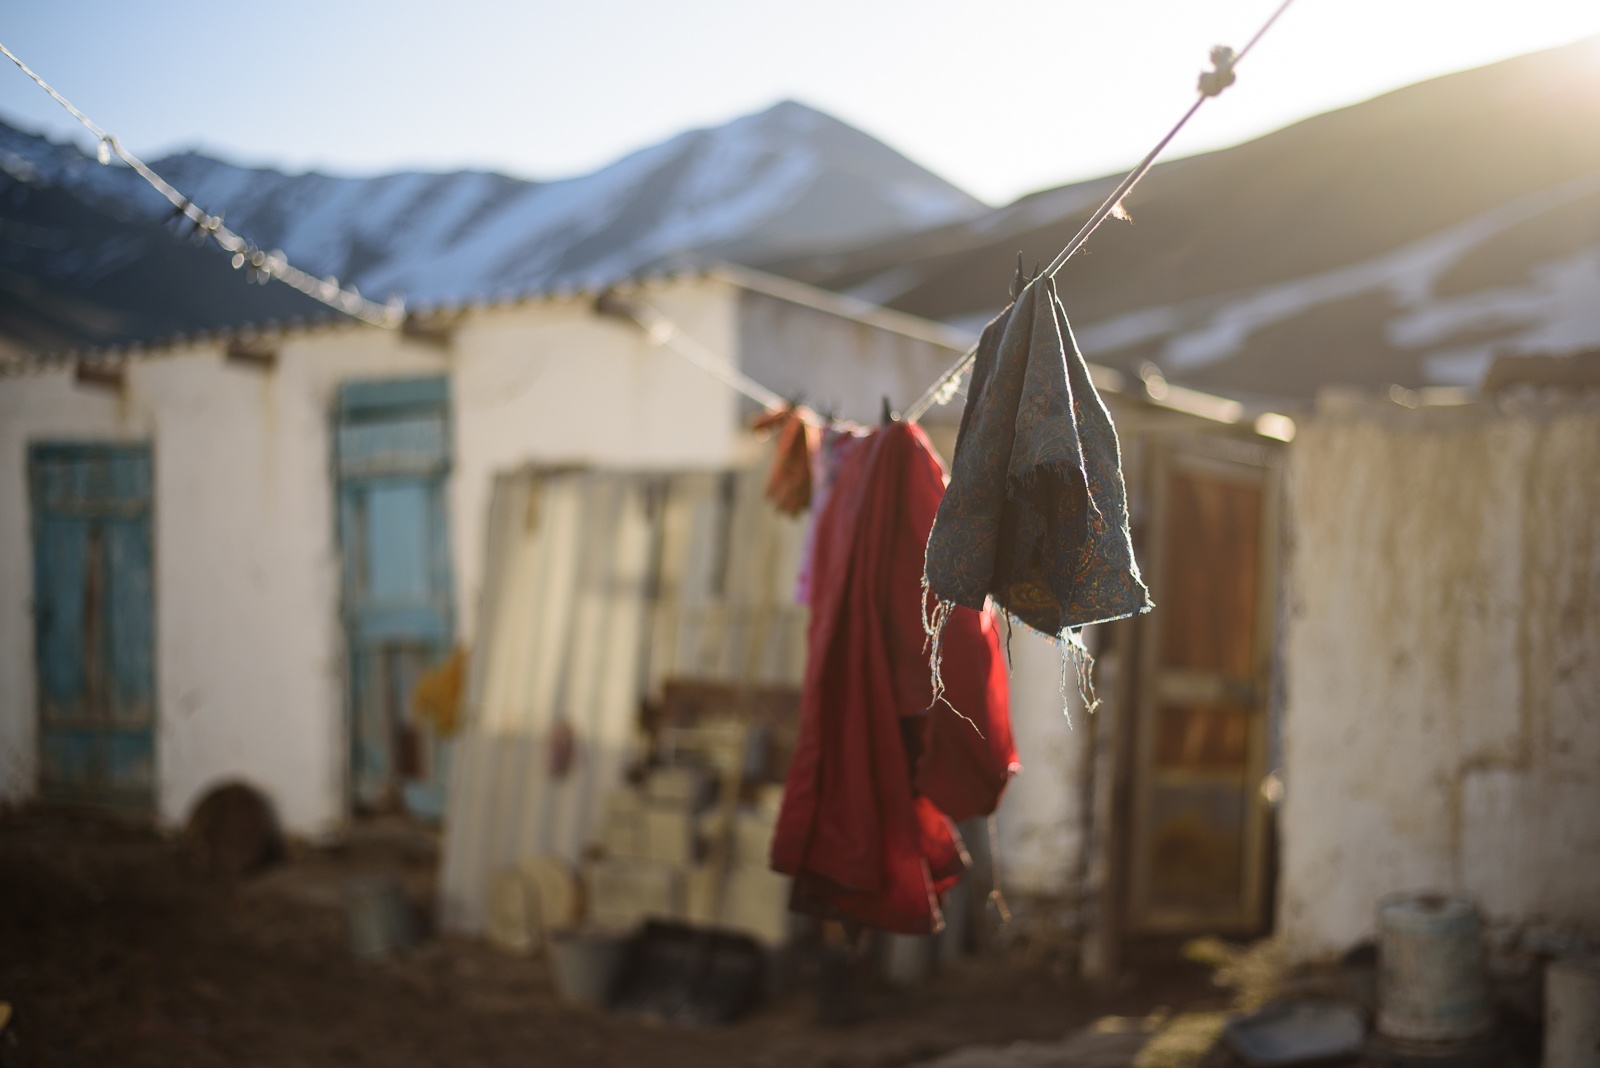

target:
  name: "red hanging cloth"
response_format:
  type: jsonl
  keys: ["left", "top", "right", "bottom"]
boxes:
{"left": 770, "top": 421, "right": 1016, "bottom": 935}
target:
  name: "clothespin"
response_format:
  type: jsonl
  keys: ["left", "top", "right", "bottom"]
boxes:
{"left": 1009, "top": 252, "right": 1042, "bottom": 298}
{"left": 1198, "top": 45, "right": 1237, "bottom": 97}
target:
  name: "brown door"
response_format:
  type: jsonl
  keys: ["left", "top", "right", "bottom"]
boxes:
{"left": 1127, "top": 436, "right": 1280, "bottom": 934}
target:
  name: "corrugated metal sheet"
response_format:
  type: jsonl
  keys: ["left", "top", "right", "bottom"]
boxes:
{"left": 439, "top": 461, "right": 807, "bottom": 933}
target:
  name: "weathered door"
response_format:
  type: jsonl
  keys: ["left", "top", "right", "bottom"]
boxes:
{"left": 1127, "top": 436, "right": 1280, "bottom": 933}
{"left": 30, "top": 443, "right": 156, "bottom": 812}
{"left": 335, "top": 377, "right": 454, "bottom": 815}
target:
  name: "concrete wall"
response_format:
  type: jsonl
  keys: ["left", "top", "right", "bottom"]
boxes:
{"left": 0, "top": 277, "right": 741, "bottom": 836}
{"left": 1278, "top": 392, "right": 1600, "bottom": 960}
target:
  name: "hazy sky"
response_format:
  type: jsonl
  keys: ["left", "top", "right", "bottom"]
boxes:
{"left": 3, "top": 1, "right": 1599, "bottom": 205}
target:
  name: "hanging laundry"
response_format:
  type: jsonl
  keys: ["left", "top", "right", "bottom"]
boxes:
{"left": 792, "top": 424, "right": 867, "bottom": 605}
{"left": 924, "top": 275, "right": 1151, "bottom": 653}
{"left": 751, "top": 405, "right": 818, "bottom": 517}
{"left": 771, "top": 421, "right": 1015, "bottom": 935}
{"left": 914, "top": 601, "right": 1016, "bottom": 824}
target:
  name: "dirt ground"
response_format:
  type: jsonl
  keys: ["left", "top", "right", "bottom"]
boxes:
{"left": 0, "top": 808, "right": 1225, "bottom": 1068}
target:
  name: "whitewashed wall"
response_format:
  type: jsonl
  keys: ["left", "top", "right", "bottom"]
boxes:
{"left": 0, "top": 277, "right": 742, "bottom": 836}
{"left": 1278, "top": 393, "right": 1600, "bottom": 960}
{"left": 994, "top": 629, "right": 1089, "bottom": 897}
{"left": 449, "top": 281, "right": 740, "bottom": 644}
{"left": 0, "top": 331, "right": 447, "bottom": 835}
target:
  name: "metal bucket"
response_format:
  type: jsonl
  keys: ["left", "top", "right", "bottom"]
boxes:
{"left": 1546, "top": 957, "right": 1600, "bottom": 1068}
{"left": 1376, "top": 893, "right": 1492, "bottom": 1045}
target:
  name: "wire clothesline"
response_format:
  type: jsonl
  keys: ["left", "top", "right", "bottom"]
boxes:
{"left": 0, "top": 41, "right": 403, "bottom": 329}
{"left": 901, "top": 0, "right": 1296, "bottom": 423}
{"left": 595, "top": 291, "right": 799, "bottom": 414}
{"left": 607, "top": 1, "right": 1295, "bottom": 427}
{"left": 5, "top": 0, "right": 1294, "bottom": 396}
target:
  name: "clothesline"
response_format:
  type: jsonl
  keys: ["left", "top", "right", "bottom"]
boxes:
{"left": 595, "top": 290, "right": 838, "bottom": 427}
{"left": 6, "top": 0, "right": 1295, "bottom": 385}
{"left": 600, "top": 285, "right": 1275, "bottom": 441}
{"left": 901, "top": 0, "right": 1297, "bottom": 423}
{"left": 604, "top": 1, "right": 1295, "bottom": 430}
{"left": 0, "top": 41, "right": 402, "bottom": 329}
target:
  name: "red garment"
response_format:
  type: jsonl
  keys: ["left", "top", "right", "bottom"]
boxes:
{"left": 770, "top": 421, "right": 1016, "bottom": 935}
{"left": 916, "top": 604, "right": 1019, "bottom": 824}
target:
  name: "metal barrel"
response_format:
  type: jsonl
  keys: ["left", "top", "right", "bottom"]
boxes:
{"left": 1546, "top": 957, "right": 1600, "bottom": 1068}
{"left": 1376, "top": 892, "right": 1493, "bottom": 1044}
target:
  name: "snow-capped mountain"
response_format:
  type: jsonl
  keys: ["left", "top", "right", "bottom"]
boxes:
{"left": 772, "top": 37, "right": 1600, "bottom": 399}
{"left": 0, "top": 100, "right": 984, "bottom": 309}
{"left": 0, "top": 147, "right": 333, "bottom": 355}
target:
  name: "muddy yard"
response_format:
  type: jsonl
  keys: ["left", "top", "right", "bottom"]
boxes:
{"left": 0, "top": 809, "right": 1223, "bottom": 1068}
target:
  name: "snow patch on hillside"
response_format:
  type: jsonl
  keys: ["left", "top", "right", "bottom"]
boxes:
{"left": 0, "top": 101, "right": 984, "bottom": 306}
{"left": 1070, "top": 171, "right": 1600, "bottom": 386}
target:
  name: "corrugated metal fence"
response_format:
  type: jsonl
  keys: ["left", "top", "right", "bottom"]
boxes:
{"left": 439, "top": 462, "right": 807, "bottom": 933}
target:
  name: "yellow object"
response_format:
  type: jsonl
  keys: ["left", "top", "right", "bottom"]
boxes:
{"left": 412, "top": 647, "right": 466, "bottom": 736}
{"left": 1133, "top": 1012, "right": 1230, "bottom": 1068}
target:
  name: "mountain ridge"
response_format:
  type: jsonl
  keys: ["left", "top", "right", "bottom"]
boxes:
{"left": 767, "top": 36, "right": 1600, "bottom": 399}
{"left": 0, "top": 98, "right": 985, "bottom": 320}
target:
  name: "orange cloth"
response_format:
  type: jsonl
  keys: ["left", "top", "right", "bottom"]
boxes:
{"left": 751, "top": 405, "right": 818, "bottom": 516}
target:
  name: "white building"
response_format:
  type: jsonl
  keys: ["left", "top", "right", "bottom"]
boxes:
{"left": 0, "top": 267, "right": 1014, "bottom": 839}
{"left": 33, "top": 255, "right": 1561, "bottom": 970}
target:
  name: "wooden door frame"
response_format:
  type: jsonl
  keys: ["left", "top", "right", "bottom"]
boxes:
{"left": 1124, "top": 431, "right": 1283, "bottom": 935}
{"left": 28, "top": 441, "right": 158, "bottom": 815}
{"left": 333, "top": 376, "right": 455, "bottom": 815}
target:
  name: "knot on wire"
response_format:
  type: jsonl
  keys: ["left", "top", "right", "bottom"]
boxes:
{"left": 1197, "top": 45, "right": 1237, "bottom": 97}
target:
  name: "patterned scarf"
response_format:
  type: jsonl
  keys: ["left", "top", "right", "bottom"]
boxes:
{"left": 923, "top": 274, "right": 1151, "bottom": 688}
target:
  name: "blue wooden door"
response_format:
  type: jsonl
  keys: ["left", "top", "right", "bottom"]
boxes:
{"left": 335, "top": 377, "right": 454, "bottom": 815}
{"left": 30, "top": 443, "right": 156, "bottom": 812}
